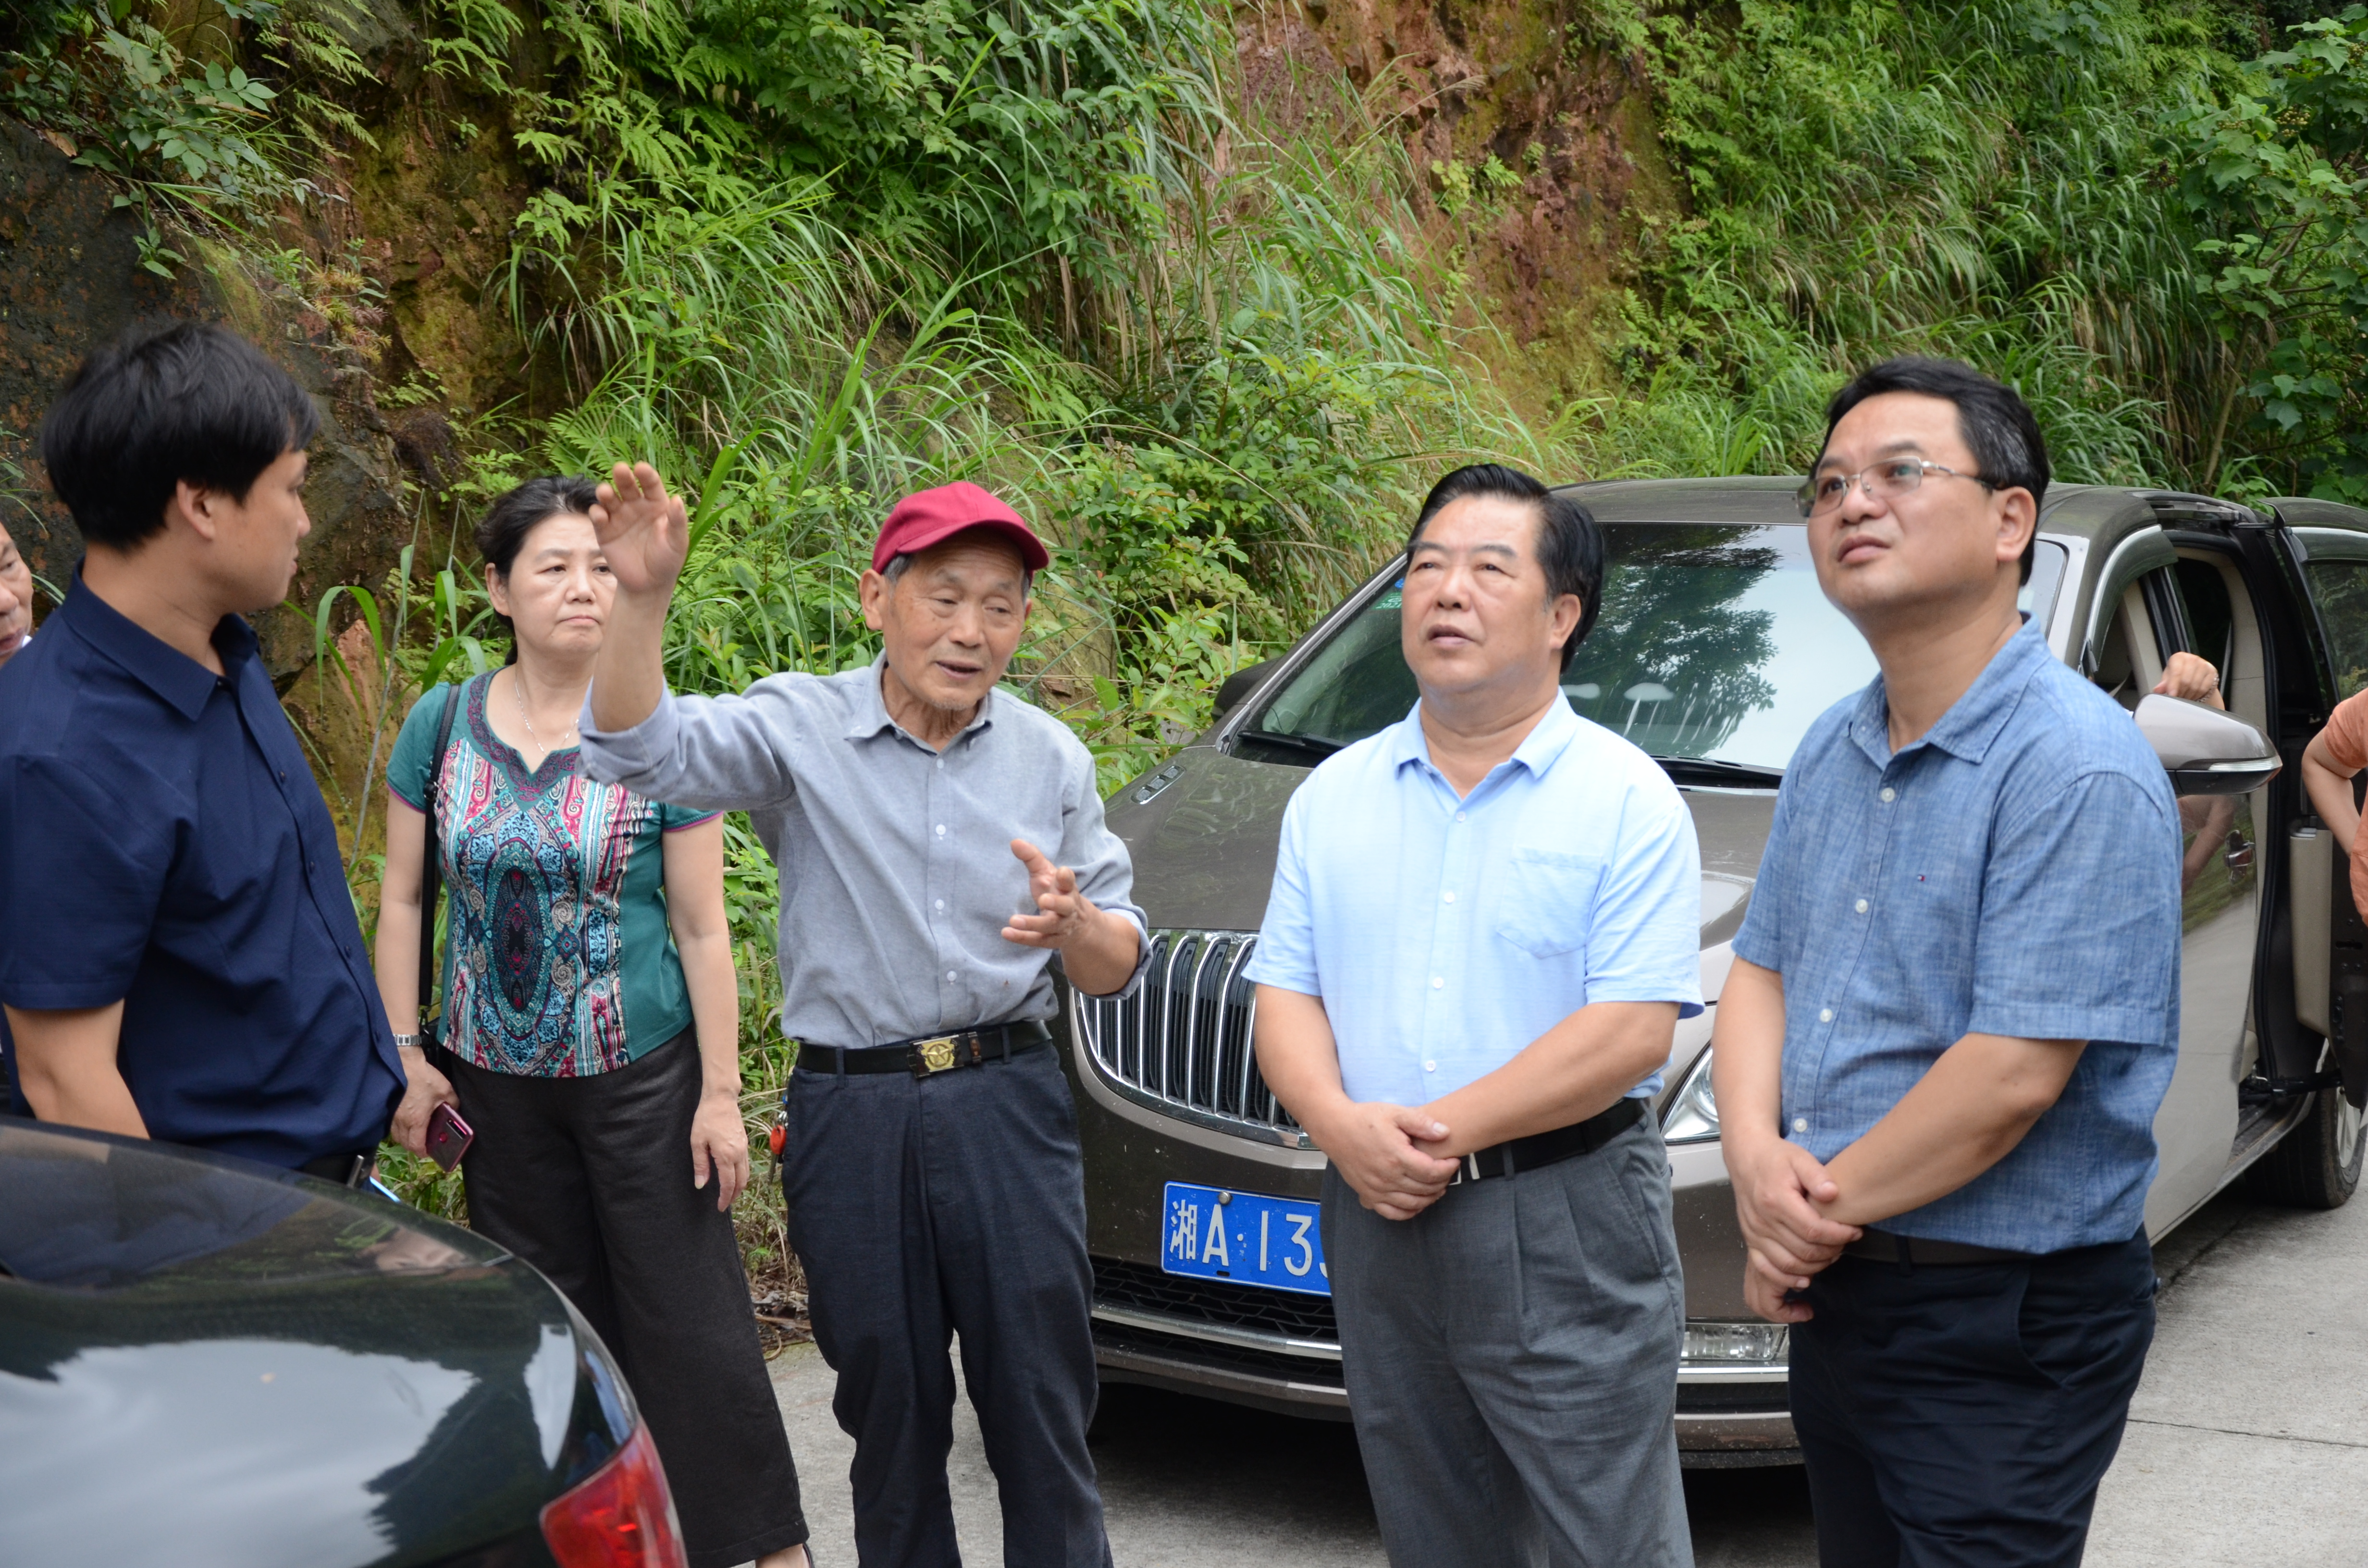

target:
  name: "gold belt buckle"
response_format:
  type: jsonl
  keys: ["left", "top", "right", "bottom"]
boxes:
{"left": 913, "top": 1036, "right": 960, "bottom": 1077}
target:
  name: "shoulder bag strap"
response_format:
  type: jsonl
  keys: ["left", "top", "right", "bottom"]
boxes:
{"left": 417, "top": 677, "right": 468, "bottom": 1041}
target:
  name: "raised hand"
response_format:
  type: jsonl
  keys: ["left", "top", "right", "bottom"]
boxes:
{"left": 589, "top": 461, "right": 690, "bottom": 598}
{"left": 1002, "top": 838, "right": 1096, "bottom": 950}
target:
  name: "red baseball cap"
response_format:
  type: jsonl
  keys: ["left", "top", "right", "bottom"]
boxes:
{"left": 870, "top": 481, "right": 1049, "bottom": 575}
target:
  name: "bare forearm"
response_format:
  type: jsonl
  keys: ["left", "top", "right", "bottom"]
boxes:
{"left": 662, "top": 821, "right": 740, "bottom": 1096}
{"left": 1819, "top": 1031, "right": 2081, "bottom": 1226}
{"left": 1712, "top": 958, "right": 1788, "bottom": 1159}
{"left": 377, "top": 796, "right": 430, "bottom": 1034}
{"left": 1417, "top": 1001, "right": 1677, "bottom": 1157}
{"left": 374, "top": 898, "right": 424, "bottom": 1035}
{"left": 678, "top": 931, "right": 742, "bottom": 1096}
{"left": 589, "top": 589, "right": 671, "bottom": 733}
{"left": 8, "top": 1002, "right": 147, "bottom": 1138}
{"left": 2303, "top": 748, "right": 2360, "bottom": 851}
{"left": 1060, "top": 909, "right": 1142, "bottom": 997}
{"left": 1252, "top": 986, "right": 1355, "bottom": 1134}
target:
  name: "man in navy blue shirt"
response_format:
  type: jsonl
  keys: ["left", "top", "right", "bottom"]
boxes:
{"left": 1714, "top": 358, "right": 2182, "bottom": 1566}
{"left": 0, "top": 321, "right": 407, "bottom": 1180}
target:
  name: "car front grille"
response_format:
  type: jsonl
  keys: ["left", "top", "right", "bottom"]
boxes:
{"left": 1093, "top": 1257, "right": 1340, "bottom": 1342}
{"left": 1674, "top": 1381, "right": 1790, "bottom": 1414}
{"left": 1072, "top": 929, "right": 1305, "bottom": 1144}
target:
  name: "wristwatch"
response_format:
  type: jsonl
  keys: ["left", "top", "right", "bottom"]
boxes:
{"left": 392, "top": 1033, "right": 420, "bottom": 1051}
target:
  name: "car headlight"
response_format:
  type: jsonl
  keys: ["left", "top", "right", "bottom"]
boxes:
{"left": 1661, "top": 1044, "right": 1718, "bottom": 1143}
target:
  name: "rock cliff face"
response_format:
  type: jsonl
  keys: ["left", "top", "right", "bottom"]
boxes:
{"left": 0, "top": 0, "right": 1668, "bottom": 663}
{"left": 1239, "top": 0, "right": 1675, "bottom": 382}
{"left": 0, "top": 118, "right": 410, "bottom": 676}
{"left": 0, "top": 0, "right": 548, "bottom": 674}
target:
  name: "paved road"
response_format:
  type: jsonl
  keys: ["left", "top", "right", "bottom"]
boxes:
{"left": 765, "top": 1184, "right": 2368, "bottom": 1565}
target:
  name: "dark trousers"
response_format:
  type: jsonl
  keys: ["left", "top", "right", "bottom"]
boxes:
{"left": 450, "top": 1033, "right": 808, "bottom": 1568}
{"left": 782, "top": 1044, "right": 1111, "bottom": 1568}
{"left": 1322, "top": 1118, "right": 1693, "bottom": 1568}
{"left": 1788, "top": 1229, "right": 2157, "bottom": 1568}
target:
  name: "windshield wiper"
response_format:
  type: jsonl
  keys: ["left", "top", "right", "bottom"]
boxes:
{"left": 1655, "top": 756, "right": 1784, "bottom": 788}
{"left": 1235, "top": 729, "right": 1344, "bottom": 761}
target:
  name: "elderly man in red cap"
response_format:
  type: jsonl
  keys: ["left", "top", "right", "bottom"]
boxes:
{"left": 580, "top": 463, "right": 1144, "bottom": 1568}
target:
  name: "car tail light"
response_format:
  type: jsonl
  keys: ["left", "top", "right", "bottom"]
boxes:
{"left": 540, "top": 1421, "right": 687, "bottom": 1568}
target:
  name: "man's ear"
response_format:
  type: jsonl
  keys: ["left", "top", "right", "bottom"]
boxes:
{"left": 857, "top": 567, "right": 891, "bottom": 633}
{"left": 1549, "top": 591, "right": 1584, "bottom": 650}
{"left": 1995, "top": 488, "right": 2038, "bottom": 572}
{"left": 166, "top": 479, "right": 223, "bottom": 544}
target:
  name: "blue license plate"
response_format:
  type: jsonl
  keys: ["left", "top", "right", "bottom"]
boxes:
{"left": 1159, "top": 1181, "right": 1330, "bottom": 1297}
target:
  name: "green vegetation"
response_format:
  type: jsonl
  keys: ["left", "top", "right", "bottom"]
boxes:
{"left": 1603, "top": 0, "right": 2368, "bottom": 500}
{"left": 15, "top": 0, "right": 2368, "bottom": 1255}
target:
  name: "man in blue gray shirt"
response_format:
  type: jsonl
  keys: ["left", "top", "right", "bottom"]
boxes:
{"left": 579, "top": 466, "right": 1147, "bottom": 1568}
{"left": 1252, "top": 465, "right": 1703, "bottom": 1568}
{"left": 1714, "top": 358, "right": 2182, "bottom": 1567}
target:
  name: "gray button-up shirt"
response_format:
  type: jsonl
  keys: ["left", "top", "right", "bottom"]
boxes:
{"left": 577, "top": 658, "right": 1148, "bottom": 1048}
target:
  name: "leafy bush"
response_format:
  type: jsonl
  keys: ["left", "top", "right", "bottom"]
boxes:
{"left": 2177, "top": 4, "right": 2368, "bottom": 499}
{"left": 1617, "top": 0, "right": 2238, "bottom": 486}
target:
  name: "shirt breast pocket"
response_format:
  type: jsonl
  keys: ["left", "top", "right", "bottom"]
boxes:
{"left": 1493, "top": 848, "right": 1606, "bottom": 960}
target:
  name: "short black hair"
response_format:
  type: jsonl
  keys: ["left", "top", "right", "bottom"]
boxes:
{"left": 39, "top": 320, "right": 319, "bottom": 550}
{"left": 475, "top": 475, "right": 602, "bottom": 656}
{"left": 1819, "top": 355, "right": 2048, "bottom": 584}
{"left": 1406, "top": 464, "right": 1603, "bottom": 671}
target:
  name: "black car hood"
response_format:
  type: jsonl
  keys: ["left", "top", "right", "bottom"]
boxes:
{"left": 0, "top": 1120, "right": 599, "bottom": 1568}
{"left": 1107, "top": 745, "right": 1775, "bottom": 942}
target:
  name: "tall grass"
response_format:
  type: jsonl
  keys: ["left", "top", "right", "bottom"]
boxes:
{"left": 345, "top": 57, "right": 1549, "bottom": 1239}
{"left": 1618, "top": 0, "right": 2247, "bottom": 487}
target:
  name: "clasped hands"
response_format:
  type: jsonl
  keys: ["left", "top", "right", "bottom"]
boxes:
{"left": 1726, "top": 1132, "right": 1862, "bottom": 1323}
{"left": 1315, "top": 1101, "right": 1462, "bottom": 1221}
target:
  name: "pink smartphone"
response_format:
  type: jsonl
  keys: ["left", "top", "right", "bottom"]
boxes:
{"left": 425, "top": 1102, "right": 475, "bottom": 1172}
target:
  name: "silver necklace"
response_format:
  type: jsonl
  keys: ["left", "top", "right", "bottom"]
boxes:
{"left": 513, "top": 671, "right": 579, "bottom": 760}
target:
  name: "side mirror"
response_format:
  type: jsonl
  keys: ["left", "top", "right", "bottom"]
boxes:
{"left": 1212, "top": 658, "right": 1280, "bottom": 721}
{"left": 2134, "top": 694, "right": 2282, "bottom": 796}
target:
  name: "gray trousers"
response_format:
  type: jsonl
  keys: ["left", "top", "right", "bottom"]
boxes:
{"left": 782, "top": 1044, "right": 1112, "bottom": 1568}
{"left": 1323, "top": 1116, "right": 1694, "bottom": 1568}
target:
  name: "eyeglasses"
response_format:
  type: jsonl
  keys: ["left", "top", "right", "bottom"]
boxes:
{"left": 1796, "top": 459, "right": 1995, "bottom": 518}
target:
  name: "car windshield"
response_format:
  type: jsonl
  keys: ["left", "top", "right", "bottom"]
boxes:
{"left": 1241, "top": 523, "right": 2064, "bottom": 776}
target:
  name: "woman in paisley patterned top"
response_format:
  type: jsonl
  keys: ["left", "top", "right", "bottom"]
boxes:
{"left": 374, "top": 477, "right": 810, "bottom": 1568}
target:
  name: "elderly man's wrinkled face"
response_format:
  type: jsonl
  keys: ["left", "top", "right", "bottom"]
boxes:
{"left": 0, "top": 523, "right": 32, "bottom": 665}
{"left": 859, "top": 530, "right": 1032, "bottom": 717}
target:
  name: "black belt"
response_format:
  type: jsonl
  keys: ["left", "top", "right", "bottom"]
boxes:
{"left": 1843, "top": 1228, "right": 2035, "bottom": 1266}
{"left": 1448, "top": 1096, "right": 1643, "bottom": 1184}
{"left": 297, "top": 1151, "right": 377, "bottom": 1188}
{"left": 801, "top": 1020, "right": 1052, "bottom": 1079}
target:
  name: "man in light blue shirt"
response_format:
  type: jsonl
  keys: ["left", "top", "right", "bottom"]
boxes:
{"left": 1715, "top": 358, "right": 2182, "bottom": 1568}
{"left": 1250, "top": 464, "right": 1703, "bottom": 1568}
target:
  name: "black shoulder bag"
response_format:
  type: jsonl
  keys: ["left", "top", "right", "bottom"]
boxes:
{"left": 417, "top": 678, "right": 466, "bottom": 1045}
